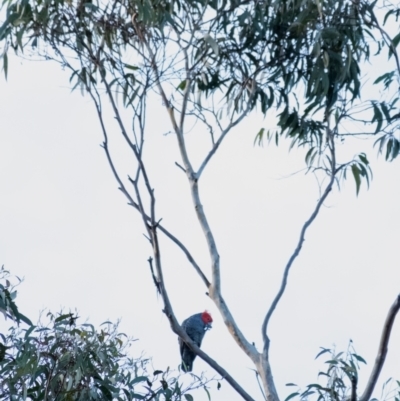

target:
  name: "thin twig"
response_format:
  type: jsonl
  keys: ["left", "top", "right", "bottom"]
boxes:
{"left": 253, "top": 369, "right": 268, "bottom": 401}
{"left": 197, "top": 80, "right": 258, "bottom": 179}
{"left": 261, "top": 129, "right": 337, "bottom": 353}
{"left": 83, "top": 73, "right": 210, "bottom": 287}
{"left": 175, "top": 162, "right": 186, "bottom": 173}
{"left": 147, "top": 257, "right": 161, "bottom": 295}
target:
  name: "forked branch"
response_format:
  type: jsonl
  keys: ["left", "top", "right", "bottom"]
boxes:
{"left": 99, "top": 100, "right": 210, "bottom": 287}
{"left": 197, "top": 79, "right": 258, "bottom": 179}
{"left": 125, "top": 122, "right": 256, "bottom": 401}
{"left": 138, "top": 15, "right": 261, "bottom": 378}
{"left": 85, "top": 60, "right": 252, "bottom": 399}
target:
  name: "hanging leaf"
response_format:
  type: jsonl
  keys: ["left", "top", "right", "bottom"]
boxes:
{"left": 351, "top": 164, "right": 361, "bottom": 196}
{"left": 285, "top": 391, "right": 300, "bottom": 401}
{"left": 2, "top": 52, "right": 8, "bottom": 80}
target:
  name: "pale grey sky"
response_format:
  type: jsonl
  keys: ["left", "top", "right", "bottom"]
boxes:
{"left": 1, "top": 52, "right": 400, "bottom": 401}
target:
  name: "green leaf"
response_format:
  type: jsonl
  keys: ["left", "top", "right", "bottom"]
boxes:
{"left": 358, "top": 153, "right": 369, "bottom": 165}
{"left": 184, "top": 394, "right": 194, "bottom": 401}
{"left": 3, "top": 52, "right": 8, "bottom": 80}
{"left": 315, "top": 348, "right": 331, "bottom": 359}
{"left": 203, "top": 34, "right": 219, "bottom": 56}
{"left": 132, "top": 393, "right": 145, "bottom": 399}
{"left": 24, "top": 325, "right": 36, "bottom": 338}
{"left": 82, "top": 323, "right": 95, "bottom": 331}
{"left": 204, "top": 386, "right": 211, "bottom": 401}
{"left": 285, "top": 391, "right": 300, "bottom": 401}
{"left": 177, "top": 80, "right": 187, "bottom": 91}
{"left": 301, "top": 390, "right": 315, "bottom": 397}
{"left": 83, "top": 2, "right": 98, "bottom": 11}
{"left": 18, "top": 312, "right": 33, "bottom": 326}
{"left": 373, "top": 71, "right": 395, "bottom": 90}
{"left": 325, "top": 359, "right": 339, "bottom": 365}
{"left": 54, "top": 313, "right": 73, "bottom": 323}
{"left": 392, "top": 32, "right": 400, "bottom": 49}
{"left": 305, "top": 147, "right": 316, "bottom": 166}
{"left": 311, "top": 41, "right": 321, "bottom": 58}
{"left": 130, "top": 376, "right": 148, "bottom": 385}
{"left": 371, "top": 102, "right": 383, "bottom": 134}
{"left": 351, "top": 164, "right": 361, "bottom": 196}
{"left": 254, "top": 128, "right": 265, "bottom": 146}
{"left": 125, "top": 64, "right": 139, "bottom": 71}
{"left": 307, "top": 384, "right": 323, "bottom": 389}
{"left": 384, "top": 137, "right": 400, "bottom": 161}
{"left": 392, "top": 138, "right": 400, "bottom": 160}
{"left": 380, "top": 102, "right": 391, "bottom": 122}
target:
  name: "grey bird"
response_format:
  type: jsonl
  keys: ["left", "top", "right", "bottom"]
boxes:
{"left": 179, "top": 311, "right": 213, "bottom": 372}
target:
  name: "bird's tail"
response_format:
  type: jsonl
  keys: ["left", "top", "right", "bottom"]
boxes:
{"left": 181, "top": 359, "right": 192, "bottom": 372}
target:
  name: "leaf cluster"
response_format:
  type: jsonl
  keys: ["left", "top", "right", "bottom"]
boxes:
{"left": 285, "top": 343, "right": 371, "bottom": 401}
{"left": 0, "top": 0, "right": 398, "bottom": 188}
{"left": 0, "top": 266, "right": 32, "bottom": 326}
{"left": 0, "top": 0, "right": 379, "bottom": 116}
{"left": 0, "top": 312, "right": 206, "bottom": 401}
{"left": 0, "top": 272, "right": 210, "bottom": 401}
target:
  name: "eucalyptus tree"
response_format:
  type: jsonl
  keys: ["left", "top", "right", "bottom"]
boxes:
{"left": 0, "top": 269, "right": 211, "bottom": 401}
{"left": 1, "top": 1, "right": 400, "bottom": 400}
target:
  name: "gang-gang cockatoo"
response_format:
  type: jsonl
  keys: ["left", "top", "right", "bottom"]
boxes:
{"left": 179, "top": 311, "right": 213, "bottom": 372}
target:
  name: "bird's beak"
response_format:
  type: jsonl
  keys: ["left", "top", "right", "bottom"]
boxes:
{"left": 205, "top": 323, "right": 212, "bottom": 331}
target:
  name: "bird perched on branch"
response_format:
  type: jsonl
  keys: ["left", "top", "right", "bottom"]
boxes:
{"left": 179, "top": 311, "right": 213, "bottom": 372}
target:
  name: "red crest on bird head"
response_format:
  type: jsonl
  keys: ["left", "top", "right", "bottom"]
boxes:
{"left": 201, "top": 311, "right": 213, "bottom": 324}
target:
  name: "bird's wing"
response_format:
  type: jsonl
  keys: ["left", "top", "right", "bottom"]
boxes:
{"left": 179, "top": 317, "right": 189, "bottom": 356}
{"left": 186, "top": 324, "right": 204, "bottom": 347}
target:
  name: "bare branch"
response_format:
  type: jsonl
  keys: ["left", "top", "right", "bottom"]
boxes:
{"left": 183, "top": 166, "right": 259, "bottom": 363}
{"left": 102, "top": 79, "right": 139, "bottom": 156}
{"left": 80, "top": 69, "right": 210, "bottom": 288}
{"left": 359, "top": 294, "right": 400, "bottom": 401}
{"left": 157, "top": 225, "right": 211, "bottom": 288}
{"left": 175, "top": 161, "right": 187, "bottom": 173}
{"left": 197, "top": 80, "right": 258, "bottom": 179}
{"left": 147, "top": 257, "right": 161, "bottom": 295}
{"left": 133, "top": 18, "right": 262, "bottom": 383}
{"left": 102, "top": 135, "right": 210, "bottom": 287}
{"left": 188, "top": 105, "right": 218, "bottom": 146}
{"left": 131, "top": 17, "right": 195, "bottom": 178}
{"left": 121, "top": 103, "right": 255, "bottom": 400}
{"left": 261, "top": 131, "right": 337, "bottom": 353}
{"left": 63, "top": 34, "right": 229, "bottom": 396}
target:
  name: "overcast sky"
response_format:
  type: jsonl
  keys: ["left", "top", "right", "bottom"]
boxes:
{"left": 1, "top": 44, "right": 400, "bottom": 401}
